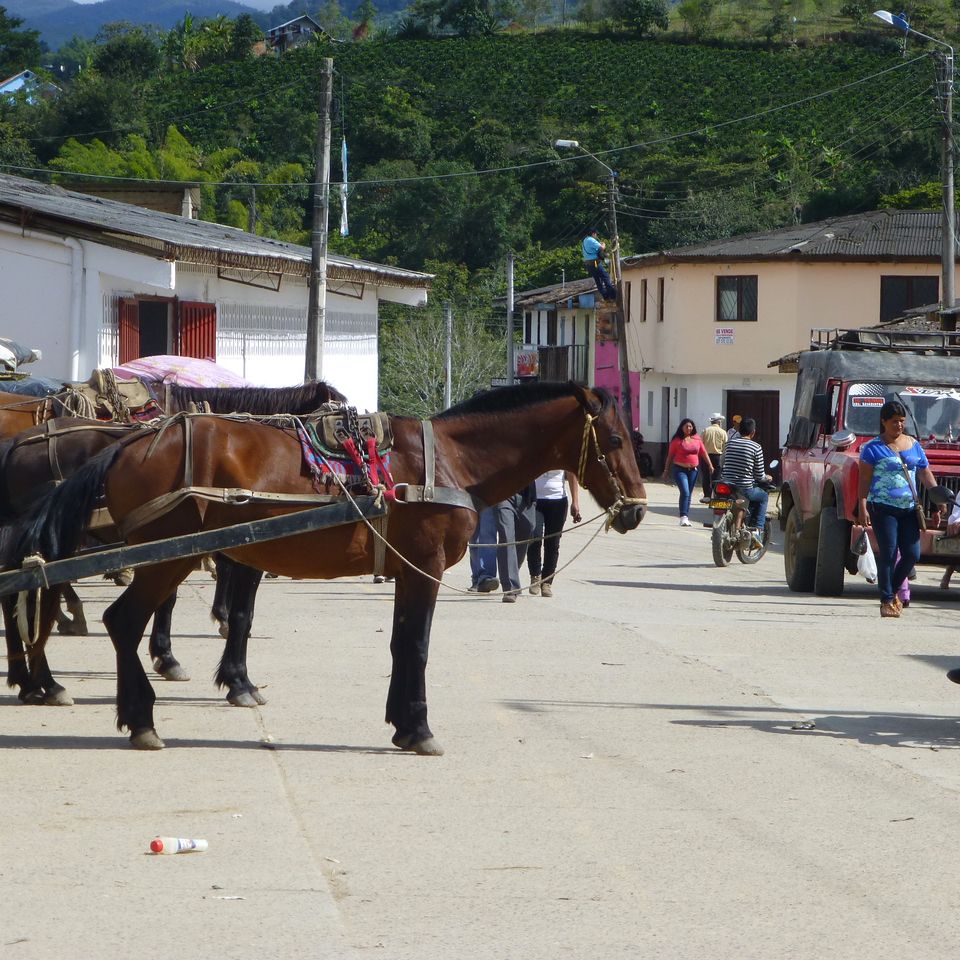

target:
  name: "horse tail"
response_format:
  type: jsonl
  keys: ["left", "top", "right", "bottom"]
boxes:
{"left": 0, "top": 436, "right": 19, "bottom": 524}
{"left": 14, "top": 442, "right": 126, "bottom": 565}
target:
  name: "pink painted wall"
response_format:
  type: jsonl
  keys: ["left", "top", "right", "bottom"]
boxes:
{"left": 594, "top": 339, "right": 640, "bottom": 426}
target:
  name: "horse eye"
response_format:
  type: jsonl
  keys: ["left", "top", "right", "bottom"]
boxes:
{"left": 609, "top": 434, "right": 623, "bottom": 449}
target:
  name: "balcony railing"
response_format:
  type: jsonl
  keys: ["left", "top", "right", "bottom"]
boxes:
{"left": 538, "top": 344, "right": 588, "bottom": 384}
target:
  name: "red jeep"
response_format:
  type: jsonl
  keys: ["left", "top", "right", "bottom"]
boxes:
{"left": 780, "top": 328, "right": 960, "bottom": 595}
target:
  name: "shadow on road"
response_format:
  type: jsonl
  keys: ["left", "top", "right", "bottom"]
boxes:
{"left": 0, "top": 733, "right": 400, "bottom": 752}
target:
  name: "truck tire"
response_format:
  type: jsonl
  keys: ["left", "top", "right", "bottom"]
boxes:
{"left": 784, "top": 507, "right": 816, "bottom": 592}
{"left": 813, "top": 506, "right": 850, "bottom": 596}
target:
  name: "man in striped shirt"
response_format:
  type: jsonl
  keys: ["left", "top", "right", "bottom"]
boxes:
{"left": 719, "top": 418, "right": 772, "bottom": 544}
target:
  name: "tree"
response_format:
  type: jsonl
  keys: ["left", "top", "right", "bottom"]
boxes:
{"left": 379, "top": 263, "right": 505, "bottom": 417}
{"left": 92, "top": 23, "right": 161, "bottom": 80}
{"left": 230, "top": 14, "right": 264, "bottom": 59}
{"left": 607, "top": 0, "right": 669, "bottom": 35}
{"left": 0, "top": 6, "right": 41, "bottom": 78}
{"left": 410, "top": 0, "right": 500, "bottom": 35}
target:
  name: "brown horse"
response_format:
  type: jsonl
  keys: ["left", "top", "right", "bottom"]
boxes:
{"left": 0, "top": 381, "right": 347, "bottom": 705}
{"left": 12, "top": 382, "right": 646, "bottom": 752}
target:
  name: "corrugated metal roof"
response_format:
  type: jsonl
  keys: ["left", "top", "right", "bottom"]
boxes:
{"left": 0, "top": 173, "right": 432, "bottom": 289}
{"left": 513, "top": 277, "right": 595, "bottom": 308}
{"left": 624, "top": 210, "right": 957, "bottom": 265}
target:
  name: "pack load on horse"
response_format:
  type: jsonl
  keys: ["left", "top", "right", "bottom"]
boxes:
{"left": 0, "top": 380, "right": 347, "bottom": 708}
{"left": 6, "top": 382, "right": 647, "bottom": 752}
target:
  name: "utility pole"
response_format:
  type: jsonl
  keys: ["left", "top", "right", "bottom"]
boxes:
{"left": 444, "top": 301, "right": 453, "bottom": 408}
{"left": 936, "top": 49, "right": 956, "bottom": 328}
{"left": 247, "top": 186, "right": 257, "bottom": 234}
{"left": 305, "top": 57, "right": 333, "bottom": 381}
{"left": 607, "top": 173, "right": 634, "bottom": 432}
{"left": 506, "top": 252, "right": 515, "bottom": 385}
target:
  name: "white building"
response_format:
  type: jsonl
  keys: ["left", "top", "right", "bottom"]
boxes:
{"left": 0, "top": 174, "right": 430, "bottom": 411}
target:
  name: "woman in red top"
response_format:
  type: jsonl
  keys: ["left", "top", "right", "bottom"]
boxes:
{"left": 662, "top": 418, "right": 712, "bottom": 526}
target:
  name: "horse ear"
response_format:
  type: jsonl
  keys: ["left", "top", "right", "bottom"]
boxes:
{"left": 571, "top": 382, "right": 602, "bottom": 416}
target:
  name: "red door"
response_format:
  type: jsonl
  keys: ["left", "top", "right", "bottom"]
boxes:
{"left": 178, "top": 301, "right": 217, "bottom": 360}
{"left": 118, "top": 299, "right": 140, "bottom": 364}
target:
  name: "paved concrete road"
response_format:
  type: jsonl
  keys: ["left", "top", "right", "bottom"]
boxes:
{"left": 4, "top": 483, "right": 960, "bottom": 959}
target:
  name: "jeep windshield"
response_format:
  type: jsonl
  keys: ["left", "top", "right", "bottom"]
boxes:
{"left": 845, "top": 383, "right": 960, "bottom": 439}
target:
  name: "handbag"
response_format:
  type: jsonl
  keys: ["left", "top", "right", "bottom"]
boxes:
{"left": 898, "top": 454, "right": 927, "bottom": 532}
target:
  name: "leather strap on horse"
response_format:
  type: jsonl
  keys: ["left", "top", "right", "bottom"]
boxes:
{"left": 384, "top": 420, "right": 485, "bottom": 512}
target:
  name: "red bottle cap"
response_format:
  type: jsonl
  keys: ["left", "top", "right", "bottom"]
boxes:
{"left": 150, "top": 838, "right": 164, "bottom": 853}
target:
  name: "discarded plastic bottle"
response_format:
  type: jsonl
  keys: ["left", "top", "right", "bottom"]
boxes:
{"left": 149, "top": 837, "right": 208, "bottom": 855}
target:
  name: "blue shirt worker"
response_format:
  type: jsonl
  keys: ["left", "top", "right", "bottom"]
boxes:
{"left": 582, "top": 228, "right": 617, "bottom": 302}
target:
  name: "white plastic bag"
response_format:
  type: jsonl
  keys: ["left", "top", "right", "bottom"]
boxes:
{"left": 857, "top": 539, "right": 878, "bottom": 584}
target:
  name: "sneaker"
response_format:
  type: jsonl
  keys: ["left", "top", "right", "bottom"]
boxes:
{"left": 679, "top": 516, "right": 691, "bottom": 527}
{"left": 540, "top": 582, "right": 553, "bottom": 598}
{"left": 529, "top": 580, "right": 541, "bottom": 596}
{"left": 699, "top": 496, "right": 711, "bottom": 504}
{"left": 750, "top": 531, "right": 765, "bottom": 550}
{"left": 502, "top": 593, "right": 517, "bottom": 604}
{"left": 468, "top": 584, "right": 480, "bottom": 593}
{"left": 478, "top": 577, "right": 500, "bottom": 593}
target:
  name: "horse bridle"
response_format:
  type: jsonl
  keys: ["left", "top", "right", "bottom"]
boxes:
{"left": 577, "top": 409, "right": 648, "bottom": 529}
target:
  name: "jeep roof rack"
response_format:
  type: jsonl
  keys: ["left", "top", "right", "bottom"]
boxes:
{"left": 810, "top": 327, "right": 960, "bottom": 355}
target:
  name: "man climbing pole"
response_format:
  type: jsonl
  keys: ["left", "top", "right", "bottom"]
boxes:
{"left": 581, "top": 227, "right": 617, "bottom": 302}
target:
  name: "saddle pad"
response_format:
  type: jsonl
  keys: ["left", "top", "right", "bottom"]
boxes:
{"left": 297, "top": 423, "right": 392, "bottom": 486}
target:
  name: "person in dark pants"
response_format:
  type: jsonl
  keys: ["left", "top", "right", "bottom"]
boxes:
{"left": 581, "top": 228, "right": 617, "bottom": 301}
{"left": 527, "top": 470, "right": 582, "bottom": 597}
{"left": 858, "top": 399, "right": 939, "bottom": 618}
{"left": 496, "top": 483, "right": 538, "bottom": 604}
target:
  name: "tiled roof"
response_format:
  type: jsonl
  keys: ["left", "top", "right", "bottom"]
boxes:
{"left": 625, "top": 210, "right": 956, "bottom": 265}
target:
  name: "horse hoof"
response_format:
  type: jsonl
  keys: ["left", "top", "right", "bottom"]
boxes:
{"left": 130, "top": 728, "right": 165, "bottom": 750}
{"left": 154, "top": 660, "right": 190, "bottom": 682}
{"left": 251, "top": 689, "right": 267, "bottom": 705}
{"left": 392, "top": 733, "right": 444, "bottom": 756}
{"left": 229, "top": 692, "right": 260, "bottom": 708}
{"left": 44, "top": 689, "right": 74, "bottom": 706}
{"left": 18, "top": 690, "right": 45, "bottom": 706}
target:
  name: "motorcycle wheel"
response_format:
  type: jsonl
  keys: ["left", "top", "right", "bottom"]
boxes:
{"left": 711, "top": 514, "right": 734, "bottom": 567}
{"left": 736, "top": 523, "right": 771, "bottom": 564}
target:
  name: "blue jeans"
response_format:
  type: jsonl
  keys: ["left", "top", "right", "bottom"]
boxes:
{"left": 734, "top": 485, "right": 769, "bottom": 531}
{"left": 672, "top": 465, "right": 698, "bottom": 517}
{"left": 867, "top": 501, "right": 920, "bottom": 603}
{"left": 469, "top": 508, "right": 498, "bottom": 585}
{"left": 586, "top": 261, "right": 617, "bottom": 301}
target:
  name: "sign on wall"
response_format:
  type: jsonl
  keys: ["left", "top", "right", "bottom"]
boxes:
{"left": 715, "top": 327, "right": 735, "bottom": 345}
{"left": 516, "top": 347, "right": 539, "bottom": 378}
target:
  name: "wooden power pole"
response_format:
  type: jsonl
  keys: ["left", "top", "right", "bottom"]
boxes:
{"left": 305, "top": 57, "right": 334, "bottom": 381}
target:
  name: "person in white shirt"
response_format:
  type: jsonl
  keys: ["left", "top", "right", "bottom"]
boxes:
{"left": 526, "top": 469, "right": 581, "bottom": 597}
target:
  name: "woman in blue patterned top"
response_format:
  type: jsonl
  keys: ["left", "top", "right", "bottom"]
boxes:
{"left": 858, "top": 400, "right": 938, "bottom": 618}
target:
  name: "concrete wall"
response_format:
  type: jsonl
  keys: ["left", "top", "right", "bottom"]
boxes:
{"left": 622, "top": 257, "right": 946, "bottom": 445}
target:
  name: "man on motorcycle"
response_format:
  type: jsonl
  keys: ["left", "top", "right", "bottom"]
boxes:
{"left": 718, "top": 417, "right": 772, "bottom": 548}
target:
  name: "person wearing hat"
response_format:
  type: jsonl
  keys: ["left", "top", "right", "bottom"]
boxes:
{"left": 581, "top": 227, "right": 617, "bottom": 302}
{"left": 699, "top": 413, "right": 728, "bottom": 502}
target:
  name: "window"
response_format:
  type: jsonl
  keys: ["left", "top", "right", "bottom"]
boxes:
{"left": 646, "top": 390, "right": 654, "bottom": 426}
{"left": 624, "top": 281, "right": 632, "bottom": 323}
{"left": 546, "top": 313, "right": 558, "bottom": 345}
{"left": 716, "top": 276, "right": 758, "bottom": 322}
{"left": 657, "top": 277, "right": 664, "bottom": 323}
{"left": 880, "top": 275, "right": 939, "bottom": 322}
{"left": 524, "top": 311, "right": 532, "bottom": 344}
{"left": 640, "top": 279, "right": 647, "bottom": 322}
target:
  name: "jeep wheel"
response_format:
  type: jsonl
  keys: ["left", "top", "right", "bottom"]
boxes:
{"left": 813, "top": 506, "right": 850, "bottom": 596}
{"left": 712, "top": 515, "right": 734, "bottom": 567}
{"left": 784, "top": 508, "right": 816, "bottom": 592}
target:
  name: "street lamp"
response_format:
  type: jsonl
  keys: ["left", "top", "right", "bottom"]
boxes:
{"left": 554, "top": 138, "right": 634, "bottom": 431}
{"left": 874, "top": 10, "right": 956, "bottom": 326}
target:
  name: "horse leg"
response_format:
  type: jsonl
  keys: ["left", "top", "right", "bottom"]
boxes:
{"left": 2, "top": 591, "right": 72, "bottom": 706}
{"left": 55, "top": 583, "right": 88, "bottom": 636}
{"left": 211, "top": 555, "right": 231, "bottom": 640}
{"left": 103, "top": 560, "right": 195, "bottom": 750}
{"left": 214, "top": 559, "right": 266, "bottom": 707}
{"left": 147, "top": 589, "right": 190, "bottom": 681}
{"left": 384, "top": 570, "right": 444, "bottom": 756}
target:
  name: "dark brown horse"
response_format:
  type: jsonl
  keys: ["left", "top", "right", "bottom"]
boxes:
{"left": 12, "top": 382, "right": 646, "bottom": 752}
{"left": 1, "top": 381, "right": 346, "bottom": 705}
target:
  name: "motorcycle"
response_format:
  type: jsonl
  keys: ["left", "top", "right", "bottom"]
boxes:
{"left": 709, "top": 460, "right": 779, "bottom": 567}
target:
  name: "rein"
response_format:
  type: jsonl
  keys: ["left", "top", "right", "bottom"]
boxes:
{"left": 577, "top": 409, "right": 647, "bottom": 530}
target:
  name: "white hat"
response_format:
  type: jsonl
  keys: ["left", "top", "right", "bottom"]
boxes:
{"left": 709, "top": 413, "right": 724, "bottom": 423}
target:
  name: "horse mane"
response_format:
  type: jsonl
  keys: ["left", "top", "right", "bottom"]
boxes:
{"left": 436, "top": 381, "right": 612, "bottom": 421}
{"left": 167, "top": 381, "right": 347, "bottom": 415}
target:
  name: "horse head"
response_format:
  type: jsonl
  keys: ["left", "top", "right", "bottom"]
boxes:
{"left": 572, "top": 385, "right": 647, "bottom": 534}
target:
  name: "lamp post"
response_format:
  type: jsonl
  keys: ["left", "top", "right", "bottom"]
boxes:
{"left": 874, "top": 11, "right": 956, "bottom": 327}
{"left": 555, "top": 139, "right": 634, "bottom": 431}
